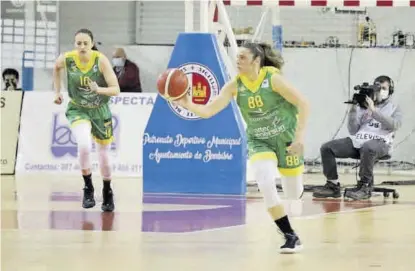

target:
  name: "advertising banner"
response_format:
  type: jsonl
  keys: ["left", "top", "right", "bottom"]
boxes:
{"left": 1, "top": 91, "right": 23, "bottom": 174}
{"left": 16, "top": 92, "right": 155, "bottom": 177}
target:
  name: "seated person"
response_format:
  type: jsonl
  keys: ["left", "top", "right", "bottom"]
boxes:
{"left": 112, "top": 48, "right": 142, "bottom": 92}
{"left": 313, "top": 75, "right": 402, "bottom": 200}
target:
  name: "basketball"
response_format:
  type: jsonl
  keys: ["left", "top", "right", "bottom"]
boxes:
{"left": 156, "top": 68, "right": 189, "bottom": 101}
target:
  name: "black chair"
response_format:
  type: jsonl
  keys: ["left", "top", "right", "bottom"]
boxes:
{"left": 343, "top": 154, "right": 400, "bottom": 199}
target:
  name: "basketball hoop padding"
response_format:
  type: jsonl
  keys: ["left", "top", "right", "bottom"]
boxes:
{"left": 143, "top": 33, "right": 247, "bottom": 195}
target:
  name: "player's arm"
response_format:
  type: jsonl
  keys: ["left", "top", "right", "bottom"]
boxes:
{"left": 271, "top": 73, "right": 310, "bottom": 143}
{"left": 95, "top": 55, "right": 120, "bottom": 96}
{"left": 178, "top": 79, "right": 237, "bottom": 119}
{"left": 53, "top": 53, "right": 65, "bottom": 95}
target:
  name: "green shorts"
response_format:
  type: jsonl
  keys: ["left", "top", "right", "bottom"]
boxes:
{"left": 65, "top": 101, "right": 114, "bottom": 145}
{"left": 248, "top": 136, "right": 304, "bottom": 177}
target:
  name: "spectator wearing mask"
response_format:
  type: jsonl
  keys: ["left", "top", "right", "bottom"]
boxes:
{"left": 112, "top": 48, "right": 142, "bottom": 92}
{"left": 2, "top": 68, "right": 23, "bottom": 91}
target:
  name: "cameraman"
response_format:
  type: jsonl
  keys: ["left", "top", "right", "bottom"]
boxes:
{"left": 313, "top": 76, "right": 402, "bottom": 200}
{"left": 2, "top": 68, "right": 22, "bottom": 91}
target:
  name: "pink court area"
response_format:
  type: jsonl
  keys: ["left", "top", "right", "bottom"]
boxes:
{"left": 2, "top": 173, "right": 415, "bottom": 271}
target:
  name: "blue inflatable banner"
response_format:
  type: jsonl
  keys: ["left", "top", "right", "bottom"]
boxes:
{"left": 143, "top": 33, "right": 247, "bottom": 195}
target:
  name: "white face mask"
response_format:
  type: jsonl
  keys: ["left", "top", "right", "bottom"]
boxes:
{"left": 112, "top": 57, "right": 125, "bottom": 67}
{"left": 379, "top": 89, "right": 389, "bottom": 100}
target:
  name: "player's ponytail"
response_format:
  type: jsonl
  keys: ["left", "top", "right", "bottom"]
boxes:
{"left": 91, "top": 44, "right": 99, "bottom": 51}
{"left": 258, "top": 42, "right": 284, "bottom": 70}
{"left": 242, "top": 41, "right": 284, "bottom": 70}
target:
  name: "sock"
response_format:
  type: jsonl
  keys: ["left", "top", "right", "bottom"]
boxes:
{"left": 103, "top": 180, "right": 112, "bottom": 191}
{"left": 83, "top": 174, "right": 93, "bottom": 190}
{"left": 329, "top": 179, "right": 339, "bottom": 185}
{"left": 275, "top": 215, "right": 294, "bottom": 234}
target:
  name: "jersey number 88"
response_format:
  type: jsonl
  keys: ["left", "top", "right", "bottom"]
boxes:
{"left": 286, "top": 155, "right": 300, "bottom": 167}
{"left": 248, "top": 96, "right": 264, "bottom": 109}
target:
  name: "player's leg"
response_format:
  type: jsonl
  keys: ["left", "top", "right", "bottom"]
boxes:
{"left": 249, "top": 140, "right": 302, "bottom": 254}
{"left": 275, "top": 140, "right": 304, "bottom": 214}
{"left": 90, "top": 104, "right": 115, "bottom": 212}
{"left": 276, "top": 141, "right": 305, "bottom": 218}
{"left": 66, "top": 103, "right": 95, "bottom": 208}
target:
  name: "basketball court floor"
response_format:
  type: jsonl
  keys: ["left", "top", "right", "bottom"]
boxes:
{"left": 2, "top": 173, "right": 415, "bottom": 271}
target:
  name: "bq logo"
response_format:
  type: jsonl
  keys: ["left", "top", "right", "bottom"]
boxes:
{"left": 168, "top": 63, "right": 220, "bottom": 120}
{"left": 50, "top": 114, "right": 120, "bottom": 158}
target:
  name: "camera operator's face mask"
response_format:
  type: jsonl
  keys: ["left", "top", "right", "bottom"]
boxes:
{"left": 377, "top": 82, "right": 390, "bottom": 101}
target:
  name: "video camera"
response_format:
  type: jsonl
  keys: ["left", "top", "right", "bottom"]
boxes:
{"left": 345, "top": 82, "right": 380, "bottom": 109}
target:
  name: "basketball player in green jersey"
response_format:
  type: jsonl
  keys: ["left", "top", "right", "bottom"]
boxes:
{"left": 53, "top": 28, "right": 120, "bottom": 212}
{"left": 175, "top": 42, "right": 309, "bottom": 253}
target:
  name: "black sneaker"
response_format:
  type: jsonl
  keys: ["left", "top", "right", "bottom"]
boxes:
{"left": 82, "top": 187, "right": 95, "bottom": 209}
{"left": 345, "top": 180, "right": 366, "bottom": 193}
{"left": 280, "top": 232, "right": 303, "bottom": 254}
{"left": 101, "top": 189, "right": 115, "bottom": 212}
{"left": 344, "top": 182, "right": 372, "bottom": 200}
{"left": 312, "top": 181, "right": 341, "bottom": 198}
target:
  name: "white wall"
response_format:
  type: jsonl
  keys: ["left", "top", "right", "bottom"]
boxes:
{"left": 136, "top": 4, "right": 415, "bottom": 46}
{"left": 224, "top": 6, "right": 415, "bottom": 46}
{"left": 58, "top": 1, "right": 136, "bottom": 46}
{"left": 4, "top": 2, "right": 414, "bottom": 91}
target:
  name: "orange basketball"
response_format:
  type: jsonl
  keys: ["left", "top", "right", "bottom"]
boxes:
{"left": 157, "top": 68, "right": 189, "bottom": 101}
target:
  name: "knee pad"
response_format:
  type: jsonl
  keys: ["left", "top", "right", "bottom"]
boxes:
{"left": 97, "top": 144, "right": 112, "bottom": 180}
{"left": 251, "top": 159, "right": 282, "bottom": 208}
{"left": 72, "top": 122, "right": 92, "bottom": 169}
{"left": 78, "top": 145, "right": 91, "bottom": 170}
{"left": 281, "top": 175, "right": 304, "bottom": 200}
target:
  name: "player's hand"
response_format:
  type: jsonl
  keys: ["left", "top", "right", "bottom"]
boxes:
{"left": 88, "top": 81, "right": 99, "bottom": 92}
{"left": 54, "top": 93, "right": 63, "bottom": 105}
{"left": 172, "top": 92, "right": 190, "bottom": 109}
{"left": 287, "top": 140, "right": 304, "bottom": 156}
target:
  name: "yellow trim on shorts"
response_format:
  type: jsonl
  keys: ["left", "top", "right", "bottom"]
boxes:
{"left": 93, "top": 136, "right": 114, "bottom": 145}
{"left": 71, "top": 119, "right": 91, "bottom": 128}
{"left": 278, "top": 165, "right": 304, "bottom": 177}
{"left": 250, "top": 152, "right": 278, "bottom": 162}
